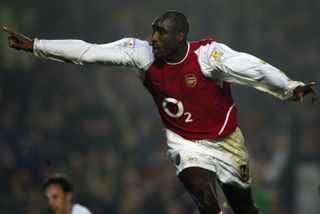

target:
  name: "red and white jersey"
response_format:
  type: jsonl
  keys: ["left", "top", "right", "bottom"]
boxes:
{"left": 143, "top": 39, "right": 237, "bottom": 140}
{"left": 33, "top": 37, "right": 304, "bottom": 140}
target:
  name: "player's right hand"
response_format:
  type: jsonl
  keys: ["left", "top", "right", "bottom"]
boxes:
{"left": 2, "top": 26, "right": 34, "bottom": 52}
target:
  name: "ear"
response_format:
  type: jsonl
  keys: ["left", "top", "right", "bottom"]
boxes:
{"left": 66, "top": 192, "right": 73, "bottom": 203}
{"left": 177, "top": 32, "right": 186, "bottom": 43}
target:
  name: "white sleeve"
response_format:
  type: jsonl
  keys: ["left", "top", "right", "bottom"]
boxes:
{"left": 197, "top": 41, "right": 304, "bottom": 100}
{"left": 71, "top": 204, "right": 92, "bottom": 214}
{"left": 33, "top": 38, "right": 154, "bottom": 77}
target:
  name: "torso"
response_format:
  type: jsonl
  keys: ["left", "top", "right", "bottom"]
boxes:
{"left": 144, "top": 39, "right": 237, "bottom": 140}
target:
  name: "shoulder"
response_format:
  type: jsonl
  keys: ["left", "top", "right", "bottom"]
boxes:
{"left": 71, "top": 203, "right": 92, "bottom": 214}
{"left": 102, "top": 37, "right": 152, "bottom": 53}
{"left": 192, "top": 39, "right": 228, "bottom": 61}
{"left": 124, "top": 38, "right": 151, "bottom": 50}
{"left": 194, "top": 39, "right": 237, "bottom": 77}
{"left": 125, "top": 38, "right": 154, "bottom": 70}
{"left": 189, "top": 39, "right": 214, "bottom": 52}
{"left": 190, "top": 38, "right": 215, "bottom": 46}
{"left": 195, "top": 39, "right": 236, "bottom": 63}
{"left": 112, "top": 38, "right": 151, "bottom": 51}
{"left": 109, "top": 38, "right": 154, "bottom": 70}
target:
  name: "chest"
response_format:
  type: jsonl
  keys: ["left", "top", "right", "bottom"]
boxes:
{"left": 145, "top": 57, "right": 220, "bottom": 99}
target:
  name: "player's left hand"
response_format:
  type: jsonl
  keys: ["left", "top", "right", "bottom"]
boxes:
{"left": 292, "top": 82, "right": 317, "bottom": 105}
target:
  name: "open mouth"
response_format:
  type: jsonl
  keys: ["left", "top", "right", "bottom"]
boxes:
{"left": 152, "top": 45, "right": 159, "bottom": 54}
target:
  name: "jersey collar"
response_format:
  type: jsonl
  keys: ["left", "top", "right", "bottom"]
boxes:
{"left": 165, "top": 42, "right": 190, "bottom": 65}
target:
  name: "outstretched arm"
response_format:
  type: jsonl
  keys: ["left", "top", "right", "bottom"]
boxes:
{"left": 3, "top": 27, "right": 154, "bottom": 74}
{"left": 198, "top": 42, "right": 317, "bottom": 105}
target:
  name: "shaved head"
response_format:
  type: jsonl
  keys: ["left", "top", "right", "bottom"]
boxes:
{"left": 152, "top": 10, "right": 190, "bottom": 39}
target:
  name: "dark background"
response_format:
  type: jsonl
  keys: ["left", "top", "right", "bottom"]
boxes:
{"left": 0, "top": 0, "right": 319, "bottom": 213}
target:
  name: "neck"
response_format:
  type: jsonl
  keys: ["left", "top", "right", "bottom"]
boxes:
{"left": 165, "top": 42, "right": 188, "bottom": 63}
{"left": 64, "top": 203, "right": 72, "bottom": 214}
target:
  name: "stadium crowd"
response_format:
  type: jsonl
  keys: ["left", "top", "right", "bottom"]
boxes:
{"left": 0, "top": 0, "right": 319, "bottom": 213}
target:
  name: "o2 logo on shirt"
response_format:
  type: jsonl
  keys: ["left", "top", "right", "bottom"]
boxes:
{"left": 162, "top": 98, "right": 193, "bottom": 123}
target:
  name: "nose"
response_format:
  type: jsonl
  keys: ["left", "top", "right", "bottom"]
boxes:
{"left": 47, "top": 199, "right": 55, "bottom": 208}
{"left": 151, "top": 31, "right": 160, "bottom": 44}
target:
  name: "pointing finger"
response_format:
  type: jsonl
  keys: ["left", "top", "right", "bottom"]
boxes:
{"left": 3, "top": 27, "right": 32, "bottom": 41}
{"left": 2, "top": 26, "right": 17, "bottom": 35}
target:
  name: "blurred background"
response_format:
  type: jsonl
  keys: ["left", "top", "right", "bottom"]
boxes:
{"left": 0, "top": 0, "right": 319, "bottom": 213}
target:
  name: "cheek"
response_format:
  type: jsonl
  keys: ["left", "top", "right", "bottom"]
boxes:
{"left": 160, "top": 39, "right": 175, "bottom": 52}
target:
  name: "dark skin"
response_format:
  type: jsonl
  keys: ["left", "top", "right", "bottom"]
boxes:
{"left": 2, "top": 20, "right": 318, "bottom": 213}
{"left": 3, "top": 27, "right": 34, "bottom": 52}
{"left": 179, "top": 167, "right": 259, "bottom": 214}
{"left": 151, "top": 19, "right": 188, "bottom": 63}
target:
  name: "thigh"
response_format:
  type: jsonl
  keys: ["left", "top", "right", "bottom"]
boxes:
{"left": 178, "top": 167, "right": 220, "bottom": 213}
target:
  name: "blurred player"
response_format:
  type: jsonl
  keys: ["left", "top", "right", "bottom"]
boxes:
{"left": 44, "top": 173, "right": 92, "bottom": 214}
{"left": 3, "top": 10, "right": 317, "bottom": 214}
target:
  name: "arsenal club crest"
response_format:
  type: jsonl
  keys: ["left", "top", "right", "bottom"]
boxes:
{"left": 185, "top": 74, "right": 197, "bottom": 88}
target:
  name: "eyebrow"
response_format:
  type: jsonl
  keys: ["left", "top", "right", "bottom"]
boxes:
{"left": 152, "top": 24, "right": 167, "bottom": 33}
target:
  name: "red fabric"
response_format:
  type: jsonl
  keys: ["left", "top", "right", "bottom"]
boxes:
{"left": 144, "top": 39, "right": 237, "bottom": 140}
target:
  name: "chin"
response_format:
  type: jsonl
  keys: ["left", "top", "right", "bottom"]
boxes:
{"left": 155, "top": 52, "right": 170, "bottom": 60}
{"left": 153, "top": 50, "right": 161, "bottom": 57}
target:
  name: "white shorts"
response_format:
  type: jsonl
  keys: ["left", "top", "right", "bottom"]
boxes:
{"left": 166, "top": 127, "right": 251, "bottom": 189}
